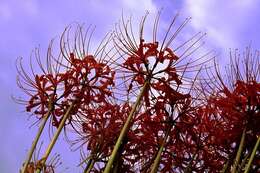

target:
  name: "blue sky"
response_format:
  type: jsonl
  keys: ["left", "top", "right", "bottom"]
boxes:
{"left": 0, "top": 0, "right": 260, "bottom": 172}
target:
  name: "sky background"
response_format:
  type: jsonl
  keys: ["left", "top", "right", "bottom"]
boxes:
{"left": 0, "top": 0, "right": 260, "bottom": 172}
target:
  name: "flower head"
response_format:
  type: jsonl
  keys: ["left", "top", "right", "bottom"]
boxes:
{"left": 16, "top": 46, "right": 69, "bottom": 127}
{"left": 16, "top": 24, "right": 115, "bottom": 128}
{"left": 195, "top": 47, "right": 260, "bottom": 172}
{"left": 113, "top": 12, "right": 208, "bottom": 107}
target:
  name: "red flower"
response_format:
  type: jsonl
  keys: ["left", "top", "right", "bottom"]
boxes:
{"left": 16, "top": 53, "right": 69, "bottom": 127}
{"left": 79, "top": 102, "right": 133, "bottom": 172}
{"left": 194, "top": 48, "right": 260, "bottom": 172}
{"left": 23, "top": 148, "right": 61, "bottom": 173}
{"left": 64, "top": 53, "right": 115, "bottom": 106}
{"left": 113, "top": 12, "right": 208, "bottom": 107}
{"left": 16, "top": 24, "right": 115, "bottom": 128}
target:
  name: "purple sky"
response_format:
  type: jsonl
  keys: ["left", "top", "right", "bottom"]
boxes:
{"left": 1, "top": 0, "right": 260, "bottom": 172}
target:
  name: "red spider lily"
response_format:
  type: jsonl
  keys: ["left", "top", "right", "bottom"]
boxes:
{"left": 141, "top": 97, "right": 205, "bottom": 173}
{"left": 22, "top": 145, "right": 61, "bottom": 173}
{"left": 16, "top": 46, "right": 71, "bottom": 173}
{"left": 24, "top": 157, "right": 59, "bottom": 173}
{"left": 74, "top": 102, "right": 133, "bottom": 172}
{"left": 85, "top": 94, "right": 197, "bottom": 173}
{"left": 50, "top": 24, "right": 115, "bottom": 127}
{"left": 113, "top": 12, "right": 209, "bottom": 107}
{"left": 16, "top": 24, "right": 115, "bottom": 127}
{"left": 197, "top": 81, "right": 260, "bottom": 172}
{"left": 16, "top": 49, "right": 68, "bottom": 127}
{"left": 34, "top": 24, "right": 117, "bottom": 172}
{"left": 102, "top": 12, "right": 211, "bottom": 173}
{"left": 17, "top": 24, "right": 116, "bottom": 173}
{"left": 195, "top": 48, "right": 260, "bottom": 172}
{"left": 81, "top": 103, "right": 131, "bottom": 155}
{"left": 63, "top": 53, "right": 115, "bottom": 107}
{"left": 75, "top": 99, "right": 178, "bottom": 172}
{"left": 92, "top": 92, "right": 204, "bottom": 173}
{"left": 173, "top": 106, "right": 228, "bottom": 172}
{"left": 77, "top": 101, "right": 166, "bottom": 172}
{"left": 45, "top": 52, "right": 115, "bottom": 129}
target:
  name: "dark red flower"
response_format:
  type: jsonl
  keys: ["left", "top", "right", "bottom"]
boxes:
{"left": 16, "top": 51, "right": 69, "bottom": 127}
{"left": 78, "top": 102, "right": 133, "bottom": 172}
{"left": 113, "top": 12, "right": 208, "bottom": 107}
{"left": 16, "top": 24, "right": 115, "bottom": 128}
{"left": 194, "top": 48, "right": 260, "bottom": 172}
{"left": 23, "top": 147, "right": 61, "bottom": 173}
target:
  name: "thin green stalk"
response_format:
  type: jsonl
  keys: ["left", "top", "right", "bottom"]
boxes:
{"left": 21, "top": 101, "right": 53, "bottom": 173}
{"left": 112, "top": 158, "right": 119, "bottom": 173}
{"left": 35, "top": 102, "right": 75, "bottom": 173}
{"left": 239, "top": 150, "right": 251, "bottom": 172}
{"left": 84, "top": 158, "right": 95, "bottom": 173}
{"left": 244, "top": 136, "right": 260, "bottom": 173}
{"left": 83, "top": 143, "right": 100, "bottom": 173}
{"left": 150, "top": 126, "right": 171, "bottom": 173}
{"left": 232, "top": 128, "right": 246, "bottom": 173}
{"left": 149, "top": 142, "right": 165, "bottom": 173}
{"left": 103, "top": 81, "right": 149, "bottom": 173}
{"left": 111, "top": 142, "right": 124, "bottom": 173}
{"left": 221, "top": 159, "right": 230, "bottom": 173}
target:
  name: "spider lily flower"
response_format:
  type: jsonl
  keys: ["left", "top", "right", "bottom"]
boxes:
{"left": 53, "top": 24, "right": 115, "bottom": 126}
{"left": 104, "top": 11, "right": 211, "bottom": 172}
{"left": 16, "top": 46, "right": 68, "bottom": 127}
{"left": 24, "top": 156, "right": 60, "bottom": 173}
{"left": 73, "top": 102, "right": 133, "bottom": 172}
{"left": 17, "top": 24, "right": 116, "bottom": 173}
{"left": 16, "top": 43, "right": 71, "bottom": 173}
{"left": 196, "top": 47, "right": 260, "bottom": 172}
{"left": 63, "top": 52, "right": 115, "bottom": 107}
{"left": 113, "top": 11, "right": 209, "bottom": 107}
{"left": 36, "top": 24, "right": 116, "bottom": 172}
{"left": 135, "top": 95, "right": 205, "bottom": 173}
{"left": 78, "top": 89, "right": 198, "bottom": 173}
{"left": 22, "top": 144, "right": 61, "bottom": 173}
{"left": 78, "top": 100, "right": 172, "bottom": 172}
{"left": 37, "top": 25, "right": 114, "bottom": 172}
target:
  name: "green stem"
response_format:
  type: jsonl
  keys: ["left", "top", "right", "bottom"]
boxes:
{"left": 150, "top": 126, "right": 171, "bottom": 173}
{"left": 83, "top": 144, "right": 101, "bottom": 173}
{"left": 111, "top": 139, "right": 126, "bottom": 173}
{"left": 239, "top": 150, "right": 251, "bottom": 172}
{"left": 221, "top": 159, "right": 230, "bottom": 173}
{"left": 21, "top": 101, "right": 53, "bottom": 173}
{"left": 84, "top": 158, "right": 95, "bottom": 173}
{"left": 232, "top": 128, "right": 246, "bottom": 173}
{"left": 112, "top": 158, "right": 119, "bottom": 173}
{"left": 244, "top": 136, "right": 260, "bottom": 173}
{"left": 35, "top": 102, "right": 75, "bottom": 173}
{"left": 103, "top": 81, "right": 149, "bottom": 173}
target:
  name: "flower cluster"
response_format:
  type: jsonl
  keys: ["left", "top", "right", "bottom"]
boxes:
{"left": 185, "top": 48, "right": 260, "bottom": 172}
{"left": 17, "top": 12, "right": 260, "bottom": 173}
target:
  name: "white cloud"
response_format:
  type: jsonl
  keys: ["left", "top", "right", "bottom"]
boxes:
{"left": 183, "top": 0, "right": 258, "bottom": 50}
{"left": 0, "top": 0, "right": 38, "bottom": 22}
{"left": 123, "top": 0, "right": 156, "bottom": 13}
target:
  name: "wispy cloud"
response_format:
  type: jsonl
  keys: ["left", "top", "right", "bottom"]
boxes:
{"left": 183, "top": 0, "right": 260, "bottom": 57}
